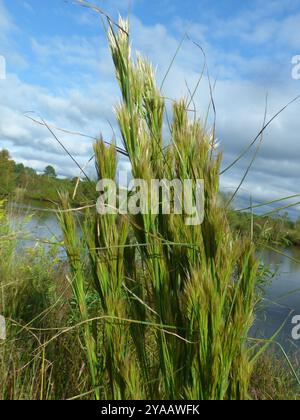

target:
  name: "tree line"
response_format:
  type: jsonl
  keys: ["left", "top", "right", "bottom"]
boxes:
{"left": 0, "top": 149, "right": 95, "bottom": 203}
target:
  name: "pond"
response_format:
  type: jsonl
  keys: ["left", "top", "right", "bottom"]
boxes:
{"left": 6, "top": 201, "right": 300, "bottom": 354}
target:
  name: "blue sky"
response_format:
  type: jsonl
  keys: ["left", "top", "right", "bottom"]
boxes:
{"left": 1, "top": 0, "right": 300, "bottom": 214}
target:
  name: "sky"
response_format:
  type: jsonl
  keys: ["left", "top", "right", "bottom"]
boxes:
{"left": 1, "top": 0, "right": 300, "bottom": 215}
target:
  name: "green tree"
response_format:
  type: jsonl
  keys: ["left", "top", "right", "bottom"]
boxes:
{"left": 44, "top": 165, "right": 56, "bottom": 178}
{"left": 0, "top": 149, "right": 15, "bottom": 195}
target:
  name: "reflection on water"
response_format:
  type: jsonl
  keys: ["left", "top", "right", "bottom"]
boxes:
{"left": 6, "top": 201, "right": 300, "bottom": 354}
{"left": 252, "top": 247, "right": 300, "bottom": 354}
{"left": 7, "top": 200, "right": 62, "bottom": 248}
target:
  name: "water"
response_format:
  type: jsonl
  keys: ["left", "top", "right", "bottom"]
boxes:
{"left": 7, "top": 201, "right": 300, "bottom": 354}
{"left": 252, "top": 247, "right": 300, "bottom": 354}
{"left": 7, "top": 200, "right": 62, "bottom": 248}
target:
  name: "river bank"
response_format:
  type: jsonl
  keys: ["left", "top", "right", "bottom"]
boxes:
{"left": 5, "top": 199, "right": 300, "bottom": 350}
{"left": 1, "top": 200, "right": 299, "bottom": 399}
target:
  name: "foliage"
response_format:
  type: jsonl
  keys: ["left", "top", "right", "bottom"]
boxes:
{"left": 0, "top": 149, "right": 96, "bottom": 204}
{"left": 228, "top": 209, "right": 300, "bottom": 247}
{"left": 0, "top": 200, "right": 91, "bottom": 399}
{"left": 250, "top": 351, "right": 300, "bottom": 400}
{"left": 44, "top": 165, "right": 57, "bottom": 178}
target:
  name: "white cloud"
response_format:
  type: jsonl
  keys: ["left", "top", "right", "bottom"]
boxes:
{"left": 0, "top": 0, "right": 299, "bottom": 217}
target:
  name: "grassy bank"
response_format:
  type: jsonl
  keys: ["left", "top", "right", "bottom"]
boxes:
{"left": 229, "top": 209, "right": 300, "bottom": 247}
{"left": 0, "top": 192, "right": 299, "bottom": 399}
{"left": 0, "top": 18, "right": 299, "bottom": 400}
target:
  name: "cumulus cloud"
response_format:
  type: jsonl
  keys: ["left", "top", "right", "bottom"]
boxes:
{"left": 0, "top": 0, "right": 299, "bottom": 217}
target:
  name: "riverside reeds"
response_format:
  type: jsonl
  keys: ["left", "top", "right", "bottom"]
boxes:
{"left": 58, "top": 18, "right": 260, "bottom": 400}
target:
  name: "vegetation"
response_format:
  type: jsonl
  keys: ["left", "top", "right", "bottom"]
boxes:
{"left": 0, "top": 200, "right": 298, "bottom": 400}
{"left": 250, "top": 351, "right": 300, "bottom": 400}
{"left": 229, "top": 209, "right": 300, "bottom": 247}
{"left": 0, "top": 18, "right": 299, "bottom": 400}
{"left": 2, "top": 150, "right": 300, "bottom": 246}
{"left": 0, "top": 149, "right": 95, "bottom": 204}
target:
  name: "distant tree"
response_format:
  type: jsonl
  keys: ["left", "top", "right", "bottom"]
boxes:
{"left": 14, "top": 163, "right": 25, "bottom": 174}
{"left": 0, "top": 149, "right": 15, "bottom": 194}
{"left": 44, "top": 165, "right": 56, "bottom": 178}
{"left": 0, "top": 149, "right": 10, "bottom": 161}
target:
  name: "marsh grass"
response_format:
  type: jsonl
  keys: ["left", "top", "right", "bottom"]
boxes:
{"left": 57, "top": 19, "right": 262, "bottom": 400}
{"left": 0, "top": 200, "right": 92, "bottom": 400}
{"left": 250, "top": 350, "right": 300, "bottom": 400}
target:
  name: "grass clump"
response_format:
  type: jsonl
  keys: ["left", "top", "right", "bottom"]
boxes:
{"left": 58, "top": 18, "right": 260, "bottom": 400}
{"left": 0, "top": 201, "right": 92, "bottom": 400}
{"left": 250, "top": 351, "right": 300, "bottom": 400}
